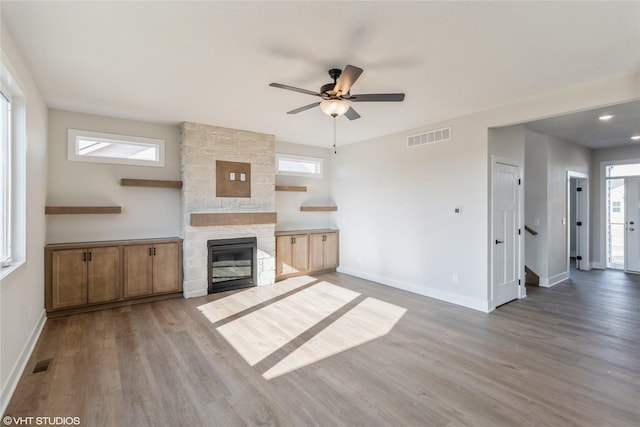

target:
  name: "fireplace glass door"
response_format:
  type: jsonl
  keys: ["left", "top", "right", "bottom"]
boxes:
{"left": 208, "top": 238, "right": 256, "bottom": 293}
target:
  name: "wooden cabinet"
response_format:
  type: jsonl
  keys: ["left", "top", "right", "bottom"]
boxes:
{"left": 50, "top": 246, "right": 120, "bottom": 310}
{"left": 45, "top": 238, "right": 182, "bottom": 316}
{"left": 309, "top": 232, "right": 339, "bottom": 272}
{"left": 276, "top": 234, "right": 309, "bottom": 278}
{"left": 87, "top": 247, "right": 121, "bottom": 304}
{"left": 275, "top": 229, "right": 339, "bottom": 281}
{"left": 124, "top": 242, "right": 181, "bottom": 298}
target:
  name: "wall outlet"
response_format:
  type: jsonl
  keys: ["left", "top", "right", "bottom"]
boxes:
{"left": 452, "top": 273, "right": 459, "bottom": 283}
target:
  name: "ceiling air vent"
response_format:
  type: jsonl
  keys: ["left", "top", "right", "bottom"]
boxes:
{"left": 407, "top": 127, "right": 451, "bottom": 148}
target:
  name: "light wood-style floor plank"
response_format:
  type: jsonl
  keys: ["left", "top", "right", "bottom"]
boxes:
{"left": 4, "top": 267, "right": 640, "bottom": 426}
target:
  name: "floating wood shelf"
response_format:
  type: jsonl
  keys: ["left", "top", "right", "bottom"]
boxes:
{"left": 45, "top": 206, "right": 122, "bottom": 215}
{"left": 120, "top": 178, "right": 183, "bottom": 189}
{"left": 275, "top": 185, "right": 307, "bottom": 192}
{"left": 300, "top": 206, "right": 338, "bottom": 212}
{"left": 191, "top": 212, "right": 277, "bottom": 227}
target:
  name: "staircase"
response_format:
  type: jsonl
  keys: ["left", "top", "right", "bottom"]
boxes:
{"left": 525, "top": 265, "right": 539, "bottom": 286}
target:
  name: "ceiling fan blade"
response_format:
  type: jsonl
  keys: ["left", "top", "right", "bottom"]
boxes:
{"left": 349, "top": 93, "right": 405, "bottom": 102}
{"left": 333, "top": 65, "right": 363, "bottom": 96}
{"left": 344, "top": 107, "right": 361, "bottom": 121}
{"left": 287, "top": 102, "right": 321, "bottom": 114}
{"left": 269, "top": 83, "right": 322, "bottom": 97}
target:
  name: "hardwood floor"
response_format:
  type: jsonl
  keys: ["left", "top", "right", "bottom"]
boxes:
{"left": 5, "top": 269, "right": 640, "bottom": 426}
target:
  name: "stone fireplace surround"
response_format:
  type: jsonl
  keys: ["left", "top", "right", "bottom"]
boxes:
{"left": 180, "top": 122, "right": 276, "bottom": 298}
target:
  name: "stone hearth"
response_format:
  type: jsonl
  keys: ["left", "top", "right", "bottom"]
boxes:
{"left": 180, "top": 122, "right": 276, "bottom": 298}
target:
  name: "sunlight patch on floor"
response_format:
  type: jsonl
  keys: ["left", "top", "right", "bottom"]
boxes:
{"left": 196, "top": 275, "right": 317, "bottom": 324}
{"left": 262, "top": 296, "right": 407, "bottom": 379}
{"left": 215, "top": 281, "right": 361, "bottom": 366}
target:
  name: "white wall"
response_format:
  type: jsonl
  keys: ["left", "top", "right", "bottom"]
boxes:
{"left": 524, "top": 130, "right": 549, "bottom": 277}
{"left": 546, "top": 136, "right": 591, "bottom": 278}
{"left": 591, "top": 145, "right": 640, "bottom": 268}
{"left": 523, "top": 131, "right": 590, "bottom": 284}
{"left": 332, "top": 73, "right": 638, "bottom": 312}
{"left": 0, "top": 24, "right": 48, "bottom": 413}
{"left": 275, "top": 141, "right": 334, "bottom": 231}
{"left": 46, "top": 109, "right": 181, "bottom": 243}
{"left": 332, "top": 114, "right": 490, "bottom": 311}
{"left": 488, "top": 124, "right": 525, "bottom": 163}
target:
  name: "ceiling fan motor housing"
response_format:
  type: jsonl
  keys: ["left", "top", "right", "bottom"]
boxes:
{"left": 321, "top": 68, "right": 343, "bottom": 97}
{"left": 321, "top": 83, "right": 336, "bottom": 97}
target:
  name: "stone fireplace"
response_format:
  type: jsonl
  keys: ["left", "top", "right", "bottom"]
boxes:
{"left": 180, "top": 122, "right": 276, "bottom": 298}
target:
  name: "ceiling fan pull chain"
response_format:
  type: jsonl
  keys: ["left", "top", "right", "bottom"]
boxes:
{"left": 333, "top": 116, "right": 337, "bottom": 154}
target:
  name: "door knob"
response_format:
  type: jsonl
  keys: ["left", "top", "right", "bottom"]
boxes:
{"left": 495, "top": 240, "right": 504, "bottom": 244}
{"left": 630, "top": 228, "right": 635, "bottom": 232}
{"left": 629, "top": 221, "right": 635, "bottom": 225}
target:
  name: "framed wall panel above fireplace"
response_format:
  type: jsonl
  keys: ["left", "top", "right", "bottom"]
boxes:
{"left": 216, "top": 160, "right": 251, "bottom": 197}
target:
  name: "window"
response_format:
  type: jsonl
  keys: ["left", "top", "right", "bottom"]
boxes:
{"left": 612, "top": 201, "right": 621, "bottom": 213}
{"left": 68, "top": 129, "right": 165, "bottom": 167}
{"left": 0, "top": 89, "right": 11, "bottom": 266}
{"left": 606, "top": 163, "right": 640, "bottom": 178}
{"left": 276, "top": 153, "right": 323, "bottom": 178}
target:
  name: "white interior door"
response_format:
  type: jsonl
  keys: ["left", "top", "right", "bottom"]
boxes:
{"left": 493, "top": 162, "right": 520, "bottom": 307}
{"left": 625, "top": 177, "right": 640, "bottom": 273}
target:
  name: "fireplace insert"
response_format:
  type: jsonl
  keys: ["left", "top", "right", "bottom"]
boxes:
{"left": 207, "top": 237, "right": 257, "bottom": 293}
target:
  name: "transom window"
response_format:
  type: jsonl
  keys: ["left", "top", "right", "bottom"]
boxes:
{"left": 68, "top": 129, "right": 165, "bottom": 167}
{"left": 606, "top": 163, "right": 640, "bottom": 178}
{"left": 276, "top": 153, "right": 323, "bottom": 178}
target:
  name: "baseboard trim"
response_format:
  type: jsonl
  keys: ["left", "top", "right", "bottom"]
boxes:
{"left": 183, "top": 289, "right": 207, "bottom": 299}
{"left": 1, "top": 309, "right": 46, "bottom": 415}
{"left": 337, "top": 266, "right": 490, "bottom": 313}
{"left": 539, "top": 271, "right": 570, "bottom": 288}
{"left": 591, "top": 262, "right": 605, "bottom": 270}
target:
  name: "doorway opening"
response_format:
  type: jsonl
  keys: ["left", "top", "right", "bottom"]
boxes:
{"left": 568, "top": 172, "right": 589, "bottom": 275}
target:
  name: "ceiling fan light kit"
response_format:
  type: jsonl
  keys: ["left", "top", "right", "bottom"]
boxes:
{"left": 320, "top": 99, "right": 350, "bottom": 117}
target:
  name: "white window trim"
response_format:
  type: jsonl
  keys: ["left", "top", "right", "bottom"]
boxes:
{"left": 276, "top": 153, "right": 323, "bottom": 178}
{"left": 0, "top": 53, "right": 27, "bottom": 279}
{"left": 67, "top": 128, "right": 165, "bottom": 167}
{"left": 0, "top": 87, "right": 12, "bottom": 267}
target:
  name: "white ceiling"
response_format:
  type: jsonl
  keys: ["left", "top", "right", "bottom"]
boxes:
{"left": 526, "top": 100, "right": 640, "bottom": 149}
{"left": 2, "top": 1, "right": 639, "bottom": 148}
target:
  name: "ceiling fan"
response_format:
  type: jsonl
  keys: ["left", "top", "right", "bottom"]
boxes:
{"left": 269, "top": 65, "right": 405, "bottom": 120}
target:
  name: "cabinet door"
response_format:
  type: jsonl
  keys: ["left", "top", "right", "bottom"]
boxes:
{"left": 124, "top": 245, "right": 153, "bottom": 298}
{"left": 276, "top": 235, "right": 294, "bottom": 276}
{"left": 308, "top": 234, "right": 325, "bottom": 272}
{"left": 51, "top": 249, "right": 88, "bottom": 309}
{"left": 87, "top": 246, "right": 121, "bottom": 304}
{"left": 292, "top": 235, "right": 309, "bottom": 272}
{"left": 323, "top": 232, "right": 339, "bottom": 269}
{"left": 152, "top": 242, "right": 181, "bottom": 294}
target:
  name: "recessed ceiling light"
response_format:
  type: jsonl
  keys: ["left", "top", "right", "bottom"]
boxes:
{"left": 598, "top": 114, "right": 615, "bottom": 121}
{"left": 631, "top": 135, "right": 640, "bottom": 141}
